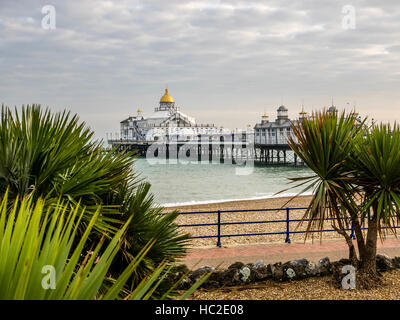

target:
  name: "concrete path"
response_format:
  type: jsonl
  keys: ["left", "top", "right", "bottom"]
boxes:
{"left": 181, "top": 238, "right": 400, "bottom": 269}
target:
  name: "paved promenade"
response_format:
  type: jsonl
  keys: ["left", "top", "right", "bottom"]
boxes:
{"left": 181, "top": 238, "right": 400, "bottom": 269}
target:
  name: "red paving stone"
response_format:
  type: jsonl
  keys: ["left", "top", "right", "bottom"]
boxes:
{"left": 181, "top": 238, "right": 400, "bottom": 269}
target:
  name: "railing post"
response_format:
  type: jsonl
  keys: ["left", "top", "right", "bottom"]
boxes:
{"left": 217, "top": 210, "right": 222, "bottom": 247}
{"left": 285, "top": 208, "right": 291, "bottom": 243}
{"left": 350, "top": 222, "right": 356, "bottom": 240}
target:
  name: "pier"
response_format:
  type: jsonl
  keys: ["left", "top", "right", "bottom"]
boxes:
{"left": 108, "top": 133, "right": 304, "bottom": 166}
{"left": 109, "top": 88, "right": 309, "bottom": 166}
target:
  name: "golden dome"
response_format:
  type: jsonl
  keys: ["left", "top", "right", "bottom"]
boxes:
{"left": 160, "top": 87, "right": 174, "bottom": 103}
{"left": 137, "top": 108, "right": 142, "bottom": 113}
{"left": 262, "top": 113, "right": 268, "bottom": 118}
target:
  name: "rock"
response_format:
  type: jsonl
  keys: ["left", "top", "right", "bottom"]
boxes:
{"left": 177, "top": 276, "right": 193, "bottom": 290}
{"left": 167, "top": 264, "right": 189, "bottom": 281}
{"left": 289, "top": 258, "right": 309, "bottom": 267}
{"left": 280, "top": 258, "right": 324, "bottom": 280}
{"left": 184, "top": 256, "right": 339, "bottom": 290}
{"left": 220, "top": 268, "right": 240, "bottom": 286}
{"left": 376, "top": 254, "right": 395, "bottom": 272}
{"left": 164, "top": 264, "right": 191, "bottom": 290}
{"left": 198, "top": 264, "right": 259, "bottom": 289}
{"left": 189, "top": 266, "right": 213, "bottom": 282}
{"left": 253, "top": 267, "right": 271, "bottom": 280}
{"left": 254, "top": 260, "right": 266, "bottom": 269}
{"left": 283, "top": 259, "right": 309, "bottom": 280}
{"left": 393, "top": 257, "right": 400, "bottom": 268}
{"left": 246, "top": 263, "right": 254, "bottom": 269}
{"left": 305, "top": 262, "right": 318, "bottom": 276}
{"left": 270, "top": 263, "right": 284, "bottom": 281}
{"left": 239, "top": 266, "right": 252, "bottom": 283}
{"left": 338, "top": 258, "right": 351, "bottom": 265}
{"left": 250, "top": 260, "right": 270, "bottom": 280}
{"left": 286, "top": 268, "right": 296, "bottom": 279}
{"left": 228, "top": 262, "right": 245, "bottom": 270}
{"left": 331, "top": 259, "right": 352, "bottom": 288}
{"left": 252, "top": 264, "right": 271, "bottom": 280}
{"left": 220, "top": 264, "right": 257, "bottom": 286}
{"left": 316, "top": 257, "right": 331, "bottom": 276}
{"left": 202, "top": 271, "right": 224, "bottom": 289}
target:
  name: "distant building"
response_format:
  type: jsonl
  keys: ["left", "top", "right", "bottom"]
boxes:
{"left": 119, "top": 88, "right": 229, "bottom": 142}
{"left": 254, "top": 104, "right": 362, "bottom": 146}
{"left": 254, "top": 105, "right": 307, "bottom": 145}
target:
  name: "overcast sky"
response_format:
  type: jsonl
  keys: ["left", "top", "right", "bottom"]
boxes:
{"left": 1, "top": 0, "right": 399, "bottom": 140}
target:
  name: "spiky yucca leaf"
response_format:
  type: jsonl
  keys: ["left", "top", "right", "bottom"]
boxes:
{"left": 0, "top": 191, "right": 129, "bottom": 299}
{"left": 352, "top": 124, "right": 400, "bottom": 234}
{"left": 0, "top": 105, "right": 189, "bottom": 290}
{"left": 286, "top": 110, "right": 364, "bottom": 234}
{"left": 0, "top": 192, "right": 205, "bottom": 300}
{"left": 0, "top": 104, "right": 136, "bottom": 234}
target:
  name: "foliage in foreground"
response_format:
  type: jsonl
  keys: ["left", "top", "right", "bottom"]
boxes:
{"left": 0, "top": 104, "right": 189, "bottom": 285}
{"left": 286, "top": 110, "right": 400, "bottom": 288}
{"left": 0, "top": 193, "right": 207, "bottom": 300}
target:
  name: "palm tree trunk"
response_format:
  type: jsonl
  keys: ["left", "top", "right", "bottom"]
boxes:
{"left": 356, "top": 213, "right": 379, "bottom": 288}
{"left": 360, "top": 216, "right": 378, "bottom": 272}
{"left": 351, "top": 218, "right": 366, "bottom": 260}
{"left": 332, "top": 220, "right": 358, "bottom": 267}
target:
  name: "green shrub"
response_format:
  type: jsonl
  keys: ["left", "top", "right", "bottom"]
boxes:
{"left": 0, "top": 104, "right": 188, "bottom": 286}
{"left": 0, "top": 192, "right": 205, "bottom": 300}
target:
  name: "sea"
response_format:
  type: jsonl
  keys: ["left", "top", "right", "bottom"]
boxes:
{"left": 134, "top": 158, "right": 313, "bottom": 207}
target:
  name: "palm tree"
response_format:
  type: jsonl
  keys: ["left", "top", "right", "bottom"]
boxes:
{"left": 0, "top": 104, "right": 188, "bottom": 287}
{"left": 286, "top": 110, "right": 400, "bottom": 288}
{"left": 0, "top": 192, "right": 207, "bottom": 300}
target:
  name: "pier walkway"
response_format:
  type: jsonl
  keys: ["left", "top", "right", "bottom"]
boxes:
{"left": 181, "top": 237, "right": 400, "bottom": 269}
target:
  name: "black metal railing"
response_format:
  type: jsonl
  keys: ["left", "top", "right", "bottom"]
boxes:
{"left": 164, "top": 207, "right": 382, "bottom": 247}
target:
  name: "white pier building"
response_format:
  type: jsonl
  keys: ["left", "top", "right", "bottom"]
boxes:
{"left": 119, "top": 88, "right": 230, "bottom": 142}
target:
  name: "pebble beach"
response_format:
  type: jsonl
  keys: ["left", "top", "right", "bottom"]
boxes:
{"left": 191, "top": 269, "right": 400, "bottom": 300}
{"left": 166, "top": 195, "right": 346, "bottom": 248}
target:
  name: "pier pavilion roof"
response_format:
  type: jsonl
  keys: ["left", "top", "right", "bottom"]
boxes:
{"left": 278, "top": 105, "right": 288, "bottom": 111}
{"left": 254, "top": 106, "right": 296, "bottom": 130}
{"left": 254, "top": 120, "right": 294, "bottom": 129}
{"left": 160, "top": 87, "right": 174, "bottom": 103}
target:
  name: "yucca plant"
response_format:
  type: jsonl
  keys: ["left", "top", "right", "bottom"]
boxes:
{"left": 285, "top": 110, "right": 400, "bottom": 288}
{"left": 106, "top": 182, "right": 189, "bottom": 283}
{"left": 350, "top": 124, "right": 400, "bottom": 279}
{"left": 0, "top": 191, "right": 208, "bottom": 300}
{"left": 0, "top": 104, "right": 189, "bottom": 289}
{"left": 0, "top": 104, "right": 133, "bottom": 233}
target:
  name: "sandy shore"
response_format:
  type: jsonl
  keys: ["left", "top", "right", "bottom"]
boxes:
{"left": 165, "top": 195, "right": 313, "bottom": 212}
{"left": 165, "top": 195, "right": 345, "bottom": 248}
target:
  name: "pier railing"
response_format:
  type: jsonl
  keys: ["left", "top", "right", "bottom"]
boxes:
{"left": 165, "top": 207, "right": 399, "bottom": 247}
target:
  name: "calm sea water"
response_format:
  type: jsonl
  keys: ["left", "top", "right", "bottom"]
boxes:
{"left": 134, "top": 158, "right": 313, "bottom": 206}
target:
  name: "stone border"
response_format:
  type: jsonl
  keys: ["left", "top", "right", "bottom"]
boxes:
{"left": 171, "top": 254, "right": 400, "bottom": 290}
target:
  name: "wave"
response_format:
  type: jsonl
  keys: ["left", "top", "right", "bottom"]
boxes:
{"left": 161, "top": 191, "right": 313, "bottom": 207}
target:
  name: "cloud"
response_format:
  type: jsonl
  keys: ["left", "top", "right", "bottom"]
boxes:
{"left": 0, "top": 0, "right": 399, "bottom": 139}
